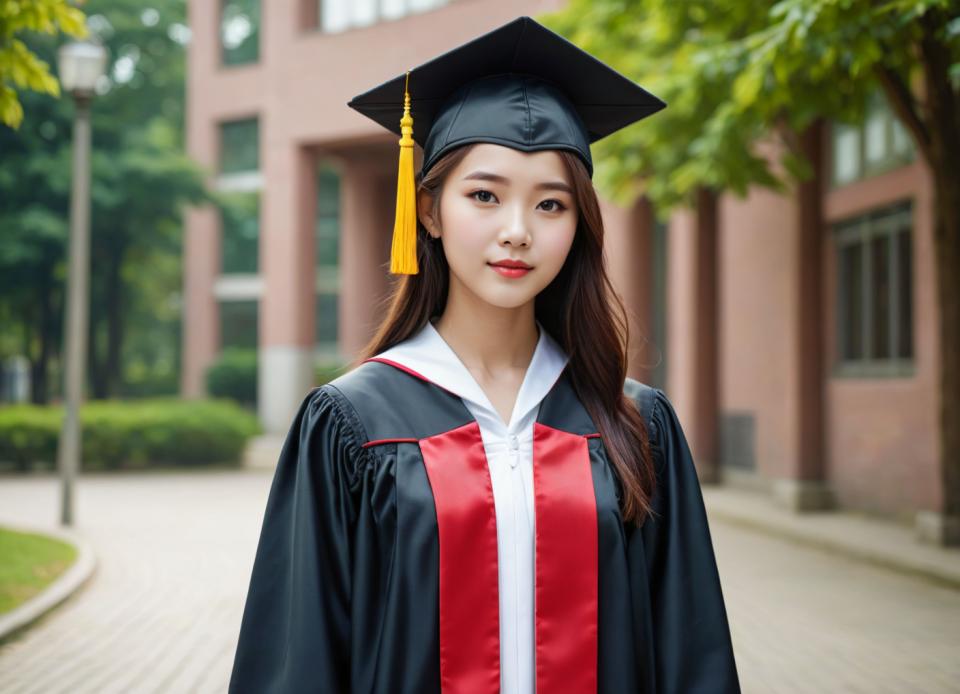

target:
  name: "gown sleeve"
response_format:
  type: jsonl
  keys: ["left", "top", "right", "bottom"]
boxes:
{"left": 228, "top": 385, "right": 364, "bottom": 694}
{"left": 639, "top": 388, "right": 741, "bottom": 694}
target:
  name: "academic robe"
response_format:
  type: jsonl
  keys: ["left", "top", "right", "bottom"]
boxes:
{"left": 228, "top": 359, "right": 741, "bottom": 694}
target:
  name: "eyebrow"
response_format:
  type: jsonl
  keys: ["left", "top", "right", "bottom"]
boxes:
{"left": 462, "top": 171, "right": 573, "bottom": 194}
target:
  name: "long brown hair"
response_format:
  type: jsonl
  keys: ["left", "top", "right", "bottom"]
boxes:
{"left": 359, "top": 144, "right": 656, "bottom": 525}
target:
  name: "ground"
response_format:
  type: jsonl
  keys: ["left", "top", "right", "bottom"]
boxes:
{"left": 0, "top": 527, "right": 77, "bottom": 614}
{"left": 0, "top": 471, "right": 957, "bottom": 693}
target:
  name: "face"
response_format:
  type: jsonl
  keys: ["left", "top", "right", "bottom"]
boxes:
{"left": 418, "top": 144, "right": 578, "bottom": 310}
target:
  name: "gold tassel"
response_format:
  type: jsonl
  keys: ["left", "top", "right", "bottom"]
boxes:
{"left": 390, "top": 71, "right": 418, "bottom": 274}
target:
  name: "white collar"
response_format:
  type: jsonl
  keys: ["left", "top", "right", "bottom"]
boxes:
{"left": 373, "top": 319, "right": 569, "bottom": 431}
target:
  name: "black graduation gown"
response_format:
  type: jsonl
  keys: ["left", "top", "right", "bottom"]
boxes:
{"left": 228, "top": 359, "right": 740, "bottom": 694}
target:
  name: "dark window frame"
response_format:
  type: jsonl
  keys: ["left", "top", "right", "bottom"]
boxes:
{"left": 218, "top": 118, "right": 259, "bottom": 175}
{"left": 833, "top": 201, "right": 914, "bottom": 378}
{"left": 217, "top": 118, "right": 261, "bottom": 276}
{"left": 220, "top": 0, "right": 261, "bottom": 67}
{"left": 315, "top": 161, "right": 341, "bottom": 352}
{"left": 219, "top": 299, "right": 259, "bottom": 350}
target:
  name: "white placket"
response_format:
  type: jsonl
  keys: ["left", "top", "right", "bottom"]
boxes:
{"left": 504, "top": 420, "right": 536, "bottom": 694}
{"left": 507, "top": 431, "right": 523, "bottom": 693}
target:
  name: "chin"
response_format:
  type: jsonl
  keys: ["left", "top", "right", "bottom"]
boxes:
{"left": 449, "top": 267, "right": 543, "bottom": 309}
{"left": 473, "top": 284, "right": 539, "bottom": 309}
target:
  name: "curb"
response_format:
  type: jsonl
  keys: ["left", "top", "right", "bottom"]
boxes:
{"left": 0, "top": 524, "right": 97, "bottom": 642}
{"left": 707, "top": 503, "right": 960, "bottom": 591}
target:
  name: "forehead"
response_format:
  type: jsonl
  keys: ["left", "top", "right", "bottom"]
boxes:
{"left": 451, "top": 143, "right": 571, "bottom": 184}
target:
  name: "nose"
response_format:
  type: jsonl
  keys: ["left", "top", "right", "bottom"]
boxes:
{"left": 498, "top": 203, "right": 531, "bottom": 247}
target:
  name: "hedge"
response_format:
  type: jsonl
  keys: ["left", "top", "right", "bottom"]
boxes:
{"left": 206, "top": 348, "right": 257, "bottom": 405}
{"left": 0, "top": 399, "right": 261, "bottom": 472}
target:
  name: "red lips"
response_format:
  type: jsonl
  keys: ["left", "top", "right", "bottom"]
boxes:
{"left": 489, "top": 259, "right": 533, "bottom": 269}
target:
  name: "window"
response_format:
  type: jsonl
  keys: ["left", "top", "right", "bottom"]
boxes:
{"left": 834, "top": 202, "right": 913, "bottom": 377}
{"left": 221, "top": 0, "right": 260, "bottom": 66}
{"left": 219, "top": 118, "right": 259, "bottom": 175}
{"left": 220, "top": 192, "right": 259, "bottom": 274}
{"left": 219, "top": 299, "right": 259, "bottom": 349}
{"left": 218, "top": 118, "right": 260, "bottom": 275}
{"left": 314, "top": 0, "right": 450, "bottom": 34}
{"left": 316, "top": 162, "right": 341, "bottom": 353}
{"left": 831, "top": 89, "right": 915, "bottom": 186}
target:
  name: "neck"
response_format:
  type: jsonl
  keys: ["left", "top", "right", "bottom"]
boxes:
{"left": 432, "top": 279, "right": 539, "bottom": 375}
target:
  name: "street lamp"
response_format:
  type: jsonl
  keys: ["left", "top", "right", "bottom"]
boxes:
{"left": 56, "top": 38, "right": 107, "bottom": 526}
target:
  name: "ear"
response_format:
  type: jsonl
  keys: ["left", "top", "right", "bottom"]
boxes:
{"left": 417, "top": 189, "right": 441, "bottom": 239}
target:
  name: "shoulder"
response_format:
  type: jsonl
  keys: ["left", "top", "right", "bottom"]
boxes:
{"left": 278, "top": 384, "right": 375, "bottom": 487}
{"left": 623, "top": 377, "right": 658, "bottom": 421}
{"left": 622, "top": 377, "right": 681, "bottom": 455}
{"left": 323, "top": 359, "right": 474, "bottom": 443}
{"left": 300, "top": 360, "right": 403, "bottom": 447}
{"left": 297, "top": 383, "right": 369, "bottom": 452}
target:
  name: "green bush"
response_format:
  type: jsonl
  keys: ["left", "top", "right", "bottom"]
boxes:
{"left": 0, "top": 399, "right": 261, "bottom": 471}
{"left": 206, "top": 348, "right": 257, "bottom": 405}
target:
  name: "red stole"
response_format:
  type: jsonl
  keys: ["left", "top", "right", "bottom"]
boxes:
{"left": 419, "top": 420, "right": 599, "bottom": 694}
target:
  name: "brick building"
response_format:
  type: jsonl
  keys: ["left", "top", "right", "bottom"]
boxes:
{"left": 182, "top": 0, "right": 946, "bottom": 540}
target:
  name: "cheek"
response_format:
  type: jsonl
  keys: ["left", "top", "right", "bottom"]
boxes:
{"left": 438, "top": 196, "right": 491, "bottom": 258}
{"left": 537, "top": 220, "right": 577, "bottom": 270}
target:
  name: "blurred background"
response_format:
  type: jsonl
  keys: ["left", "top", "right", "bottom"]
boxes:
{"left": 0, "top": 0, "right": 958, "bottom": 692}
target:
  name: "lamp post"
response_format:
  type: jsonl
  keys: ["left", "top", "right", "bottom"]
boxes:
{"left": 56, "top": 38, "right": 107, "bottom": 526}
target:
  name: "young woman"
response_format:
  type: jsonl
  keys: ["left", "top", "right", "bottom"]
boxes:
{"left": 229, "top": 16, "right": 739, "bottom": 694}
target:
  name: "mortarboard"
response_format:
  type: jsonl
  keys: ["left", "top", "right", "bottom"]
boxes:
{"left": 347, "top": 15, "right": 666, "bottom": 275}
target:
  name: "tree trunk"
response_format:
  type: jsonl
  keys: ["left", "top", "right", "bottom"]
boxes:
{"left": 920, "top": 10, "right": 960, "bottom": 542}
{"left": 930, "top": 159, "right": 960, "bottom": 538}
{"left": 932, "top": 168, "right": 960, "bottom": 536}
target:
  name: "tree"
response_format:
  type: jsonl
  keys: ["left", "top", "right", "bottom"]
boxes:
{"left": 0, "top": 0, "right": 87, "bottom": 129}
{"left": 0, "top": 0, "right": 211, "bottom": 402}
{"left": 544, "top": 0, "right": 960, "bottom": 540}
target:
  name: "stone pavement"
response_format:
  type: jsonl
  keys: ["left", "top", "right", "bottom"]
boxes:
{"left": 704, "top": 485, "right": 960, "bottom": 589}
{"left": 0, "top": 470, "right": 958, "bottom": 693}
{"left": 0, "top": 470, "right": 269, "bottom": 694}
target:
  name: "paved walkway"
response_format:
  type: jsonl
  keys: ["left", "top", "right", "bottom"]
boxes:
{"left": 0, "top": 471, "right": 958, "bottom": 693}
{"left": 0, "top": 471, "right": 269, "bottom": 694}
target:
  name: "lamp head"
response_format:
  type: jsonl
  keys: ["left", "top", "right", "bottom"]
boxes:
{"left": 57, "top": 39, "right": 108, "bottom": 97}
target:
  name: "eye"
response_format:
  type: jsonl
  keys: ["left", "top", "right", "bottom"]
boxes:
{"left": 538, "top": 199, "right": 567, "bottom": 213}
{"left": 469, "top": 189, "right": 498, "bottom": 204}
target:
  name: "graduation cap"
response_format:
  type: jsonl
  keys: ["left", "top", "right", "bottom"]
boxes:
{"left": 347, "top": 15, "right": 666, "bottom": 275}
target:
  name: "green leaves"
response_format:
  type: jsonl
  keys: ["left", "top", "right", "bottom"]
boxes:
{"left": 0, "top": 399, "right": 262, "bottom": 469}
{"left": 542, "top": 0, "right": 957, "bottom": 212}
{"left": 0, "top": 0, "right": 209, "bottom": 402}
{"left": 0, "top": 0, "right": 88, "bottom": 128}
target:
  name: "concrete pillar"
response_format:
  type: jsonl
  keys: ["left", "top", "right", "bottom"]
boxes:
{"left": 602, "top": 196, "right": 656, "bottom": 382}
{"left": 259, "top": 142, "right": 316, "bottom": 434}
{"left": 181, "top": 0, "right": 219, "bottom": 399}
{"left": 666, "top": 189, "right": 720, "bottom": 483}
{"left": 338, "top": 157, "right": 393, "bottom": 361}
{"left": 775, "top": 121, "right": 834, "bottom": 511}
{"left": 181, "top": 206, "right": 220, "bottom": 397}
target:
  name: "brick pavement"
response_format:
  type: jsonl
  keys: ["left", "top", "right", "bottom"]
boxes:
{"left": 0, "top": 471, "right": 957, "bottom": 693}
{"left": 0, "top": 471, "right": 269, "bottom": 694}
{"left": 712, "top": 521, "right": 960, "bottom": 693}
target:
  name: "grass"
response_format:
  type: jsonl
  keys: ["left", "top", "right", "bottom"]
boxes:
{"left": 0, "top": 527, "right": 77, "bottom": 615}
